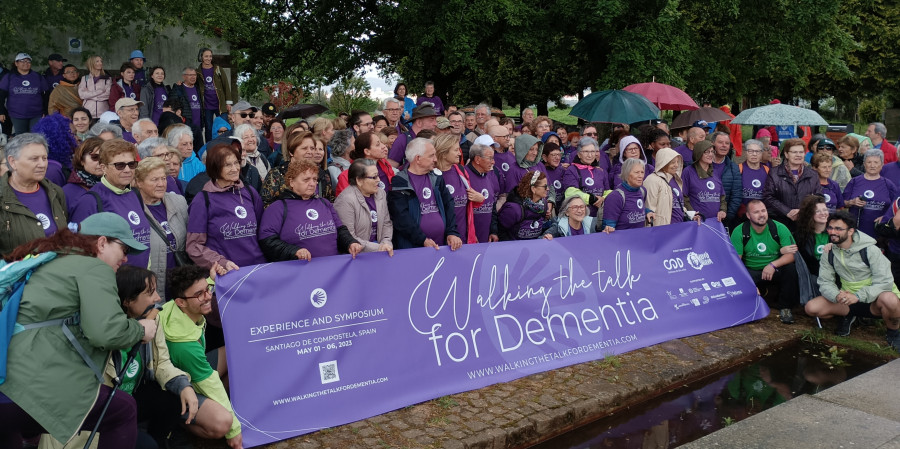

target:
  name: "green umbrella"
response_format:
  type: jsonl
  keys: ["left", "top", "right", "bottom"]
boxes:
{"left": 569, "top": 89, "right": 660, "bottom": 124}
{"left": 730, "top": 104, "right": 828, "bottom": 126}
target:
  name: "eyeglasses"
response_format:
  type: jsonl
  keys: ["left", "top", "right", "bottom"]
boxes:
{"left": 109, "top": 239, "right": 130, "bottom": 254}
{"left": 826, "top": 226, "right": 847, "bottom": 232}
{"left": 580, "top": 150, "right": 599, "bottom": 154}
{"left": 745, "top": 149, "right": 763, "bottom": 154}
{"left": 87, "top": 152, "right": 101, "bottom": 161}
{"left": 568, "top": 205, "right": 587, "bottom": 211}
{"left": 583, "top": 132, "right": 598, "bottom": 137}
{"left": 64, "top": 70, "right": 79, "bottom": 75}
{"left": 703, "top": 149, "right": 715, "bottom": 154}
{"left": 547, "top": 152, "right": 562, "bottom": 158}
{"left": 109, "top": 161, "right": 138, "bottom": 170}
{"left": 533, "top": 184, "right": 548, "bottom": 189}
{"left": 153, "top": 152, "right": 174, "bottom": 161}
{"left": 182, "top": 285, "right": 214, "bottom": 301}
{"left": 363, "top": 175, "right": 379, "bottom": 180}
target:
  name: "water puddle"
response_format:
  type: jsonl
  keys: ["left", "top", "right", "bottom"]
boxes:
{"left": 532, "top": 342, "right": 887, "bottom": 448}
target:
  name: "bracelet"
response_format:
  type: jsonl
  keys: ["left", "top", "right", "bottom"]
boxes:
{"left": 769, "top": 263, "right": 778, "bottom": 271}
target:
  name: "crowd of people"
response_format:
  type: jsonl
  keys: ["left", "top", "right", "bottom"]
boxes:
{"left": 2, "top": 48, "right": 900, "bottom": 449}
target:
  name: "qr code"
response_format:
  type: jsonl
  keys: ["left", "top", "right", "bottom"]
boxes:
{"left": 319, "top": 360, "right": 339, "bottom": 384}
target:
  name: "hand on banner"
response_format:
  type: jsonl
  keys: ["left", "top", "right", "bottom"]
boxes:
{"left": 222, "top": 260, "right": 240, "bottom": 272}
{"left": 716, "top": 211, "right": 727, "bottom": 222}
{"left": 423, "top": 238, "right": 440, "bottom": 250}
{"left": 377, "top": 242, "right": 394, "bottom": 256}
{"left": 447, "top": 235, "right": 463, "bottom": 251}
{"left": 295, "top": 248, "right": 312, "bottom": 261}
{"left": 180, "top": 386, "right": 199, "bottom": 424}
{"left": 226, "top": 433, "right": 243, "bottom": 449}
{"left": 348, "top": 242, "right": 364, "bottom": 259}
{"left": 542, "top": 234, "right": 553, "bottom": 240}
{"left": 693, "top": 214, "right": 703, "bottom": 224}
{"left": 211, "top": 261, "right": 234, "bottom": 278}
{"left": 603, "top": 226, "right": 615, "bottom": 234}
{"left": 489, "top": 234, "right": 499, "bottom": 242}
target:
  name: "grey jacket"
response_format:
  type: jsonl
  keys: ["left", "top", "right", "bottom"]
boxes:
{"left": 333, "top": 185, "right": 393, "bottom": 252}
{"left": 142, "top": 192, "right": 188, "bottom": 297}
{"left": 818, "top": 231, "right": 895, "bottom": 303}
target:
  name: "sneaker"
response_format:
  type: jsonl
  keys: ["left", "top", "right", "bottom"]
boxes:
{"left": 834, "top": 315, "right": 857, "bottom": 337}
{"left": 779, "top": 308, "right": 794, "bottom": 324}
{"left": 887, "top": 330, "right": 900, "bottom": 353}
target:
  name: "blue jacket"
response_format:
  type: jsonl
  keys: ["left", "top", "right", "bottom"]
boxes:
{"left": 717, "top": 154, "right": 743, "bottom": 220}
{"left": 388, "top": 169, "right": 459, "bottom": 249}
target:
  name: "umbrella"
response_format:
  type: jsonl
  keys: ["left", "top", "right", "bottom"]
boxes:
{"left": 730, "top": 104, "right": 828, "bottom": 126}
{"left": 569, "top": 90, "right": 660, "bottom": 124}
{"left": 277, "top": 103, "right": 329, "bottom": 120}
{"left": 670, "top": 107, "right": 734, "bottom": 129}
{"left": 623, "top": 82, "right": 699, "bottom": 111}
{"left": 460, "top": 105, "right": 505, "bottom": 117}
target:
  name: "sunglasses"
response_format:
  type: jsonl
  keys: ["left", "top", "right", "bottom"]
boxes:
{"left": 88, "top": 152, "right": 101, "bottom": 161}
{"left": 109, "top": 161, "right": 138, "bottom": 170}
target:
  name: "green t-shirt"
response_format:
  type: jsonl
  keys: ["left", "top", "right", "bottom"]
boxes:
{"left": 117, "top": 350, "right": 143, "bottom": 395}
{"left": 730, "top": 221, "right": 796, "bottom": 270}
{"left": 812, "top": 232, "right": 829, "bottom": 261}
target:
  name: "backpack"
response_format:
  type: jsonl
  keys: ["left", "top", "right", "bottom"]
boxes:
{"left": 738, "top": 163, "right": 770, "bottom": 175}
{"left": 741, "top": 220, "right": 781, "bottom": 250}
{"left": 824, "top": 247, "right": 870, "bottom": 289}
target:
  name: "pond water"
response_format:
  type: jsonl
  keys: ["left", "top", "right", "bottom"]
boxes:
{"left": 531, "top": 342, "right": 887, "bottom": 449}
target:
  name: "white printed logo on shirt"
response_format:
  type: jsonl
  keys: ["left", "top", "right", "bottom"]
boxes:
{"left": 816, "top": 244, "right": 824, "bottom": 255}
{"left": 446, "top": 185, "right": 455, "bottom": 195}
{"left": 191, "top": 95, "right": 198, "bottom": 101}
{"left": 234, "top": 206, "right": 247, "bottom": 219}
{"left": 706, "top": 180, "right": 715, "bottom": 190}
{"left": 370, "top": 210, "right": 378, "bottom": 223}
{"left": 422, "top": 187, "right": 432, "bottom": 199}
{"left": 673, "top": 187, "right": 680, "bottom": 197}
{"left": 501, "top": 163, "right": 510, "bottom": 172}
{"left": 530, "top": 221, "right": 540, "bottom": 229}
{"left": 481, "top": 188, "right": 489, "bottom": 199}
{"left": 161, "top": 94, "right": 168, "bottom": 101}
{"left": 36, "top": 213, "right": 50, "bottom": 230}
{"left": 377, "top": 181, "right": 385, "bottom": 190}
{"left": 160, "top": 221, "right": 172, "bottom": 234}
{"left": 129, "top": 92, "right": 136, "bottom": 99}
{"left": 206, "top": 76, "right": 213, "bottom": 83}
{"left": 751, "top": 179, "right": 762, "bottom": 188}
{"left": 585, "top": 177, "right": 594, "bottom": 186}
{"left": 864, "top": 190, "right": 875, "bottom": 199}
{"left": 824, "top": 193, "right": 831, "bottom": 203}
{"left": 21, "top": 80, "right": 30, "bottom": 87}
{"left": 306, "top": 209, "right": 319, "bottom": 220}
{"left": 553, "top": 180, "right": 561, "bottom": 190}
{"left": 636, "top": 199, "right": 644, "bottom": 209}
{"left": 756, "top": 242, "right": 767, "bottom": 252}
{"left": 127, "top": 211, "right": 141, "bottom": 225}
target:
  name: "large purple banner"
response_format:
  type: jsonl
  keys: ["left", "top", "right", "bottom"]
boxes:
{"left": 216, "top": 221, "right": 768, "bottom": 447}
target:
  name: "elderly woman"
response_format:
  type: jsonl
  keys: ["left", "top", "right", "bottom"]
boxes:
{"left": 645, "top": 147, "right": 692, "bottom": 226}
{"left": 69, "top": 107, "right": 93, "bottom": 143}
{"left": 763, "top": 138, "right": 822, "bottom": 229}
{"left": 738, "top": 139, "right": 769, "bottom": 215}
{"left": 498, "top": 171, "right": 553, "bottom": 240}
{"left": 77, "top": 55, "right": 112, "bottom": 117}
{"left": 261, "top": 130, "right": 334, "bottom": 205}
{"left": 0, "top": 133, "right": 68, "bottom": 255}
{"left": 233, "top": 123, "right": 269, "bottom": 180}
{"left": 609, "top": 136, "right": 654, "bottom": 188}
{"left": 602, "top": 158, "right": 654, "bottom": 231}
{"left": 139, "top": 66, "right": 169, "bottom": 123}
{"left": 334, "top": 159, "right": 394, "bottom": 254}
{"left": 327, "top": 129, "right": 354, "bottom": 188}
{"left": 135, "top": 157, "right": 188, "bottom": 296}
{"left": 70, "top": 139, "right": 153, "bottom": 269}
{"left": 682, "top": 140, "right": 727, "bottom": 222}
{"left": 562, "top": 136, "right": 609, "bottom": 217}
{"left": 547, "top": 196, "right": 598, "bottom": 237}
{"left": 62, "top": 137, "right": 104, "bottom": 216}
{"left": 838, "top": 134, "right": 864, "bottom": 177}
{"left": 186, "top": 143, "right": 265, "bottom": 271}
{"left": 137, "top": 137, "right": 184, "bottom": 195}
{"left": 811, "top": 152, "right": 844, "bottom": 212}
{"left": 434, "top": 133, "right": 483, "bottom": 243}
{"left": 335, "top": 131, "right": 396, "bottom": 196}
{"left": 531, "top": 116, "right": 553, "bottom": 138}
{"left": 813, "top": 138, "right": 853, "bottom": 190}
{"left": 259, "top": 160, "right": 362, "bottom": 261}
{"left": 88, "top": 121, "right": 123, "bottom": 140}
{"left": 167, "top": 124, "right": 205, "bottom": 184}
{"left": 843, "top": 149, "right": 900, "bottom": 237}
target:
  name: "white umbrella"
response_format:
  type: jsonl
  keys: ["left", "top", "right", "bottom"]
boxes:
{"left": 730, "top": 104, "right": 828, "bottom": 126}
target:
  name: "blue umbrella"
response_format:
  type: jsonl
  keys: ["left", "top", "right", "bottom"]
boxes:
{"left": 569, "top": 89, "right": 661, "bottom": 124}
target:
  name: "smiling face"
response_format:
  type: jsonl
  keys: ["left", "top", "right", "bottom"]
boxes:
{"left": 626, "top": 163, "right": 645, "bottom": 187}
{"left": 151, "top": 68, "right": 165, "bottom": 84}
{"left": 624, "top": 143, "right": 641, "bottom": 160}
{"left": 220, "top": 154, "right": 241, "bottom": 183}
{"left": 815, "top": 160, "right": 832, "bottom": 180}
{"left": 201, "top": 50, "right": 213, "bottom": 66}
{"left": 123, "top": 277, "right": 161, "bottom": 319}
{"left": 72, "top": 111, "right": 91, "bottom": 134}
{"left": 577, "top": 144, "right": 598, "bottom": 164}
{"left": 241, "top": 129, "right": 258, "bottom": 153}
{"left": 566, "top": 197, "right": 587, "bottom": 222}
{"left": 813, "top": 203, "right": 829, "bottom": 226}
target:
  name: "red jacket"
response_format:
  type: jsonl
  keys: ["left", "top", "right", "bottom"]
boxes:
{"left": 108, "top": 79, "right": 142, "bottom": 111}
{"left": 882, "top": 141, "right": 898, "bottom": 164}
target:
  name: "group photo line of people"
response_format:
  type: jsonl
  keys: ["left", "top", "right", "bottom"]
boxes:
{"left": 2, "top": 48, "right": 900, "bottom": 449}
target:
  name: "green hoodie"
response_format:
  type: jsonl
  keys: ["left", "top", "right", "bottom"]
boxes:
{"left": 159, "top": 300, "right": 242, "bottom": 439}
{"left": 514, "top": 134, "right": 540, "bottom": 168}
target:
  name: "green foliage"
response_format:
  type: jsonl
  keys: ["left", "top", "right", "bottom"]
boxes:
{"left": 858, "top": 97, "right": 886, "bottom": 123}
{"left": 328, "top": 76, "right": 378, "bottom": 115}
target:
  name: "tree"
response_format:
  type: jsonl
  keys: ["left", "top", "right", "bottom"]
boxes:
{"left": 263, "top": 81, "right": 304, "bottom": 110}
{"left": 328, "top": 76, "right": 377, "bottom": 114}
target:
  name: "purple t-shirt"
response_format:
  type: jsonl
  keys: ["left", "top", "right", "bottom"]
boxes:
{"left": 376, "top": 163, "right": 392, "bottom": 192}
{"left": 201, "top": 67, "right": 219, "bottom": 111}
{"left": 603, "top": 186, "right": 646, "bottom": 230}
{"left": 45, "top": 71, "right": 63, "bottom": 89}
{"left": 493, "top": 150, "right": 516, "bottom": 192}
{"left": 166, "top": 176, "right": 183, "bottom": 195}
{"left": 498, "top": 202, "right": 547, "bottom": 240}
{"left": 821, "top": 179, "right": 844, "bottom": 212}
{"left": 669, "top": 177, "right": 685, "bottom": 223}
{"left": 0, "top": 71, "right": 49, "bottom": 118}
{"left": 570, "top": 225, "right": 584, "bottom": 236}
{"left": 609, "top": 161, "right": 654, "bottom": 188}
{"left": 563, "top": 164, "right": 609, "bottom": 216}
{"left": 466, "top": 165, "right": 501, "bottom": 243}
{"left": 682, "top": 165, "right": 724, "bottom": 220}
{"left": 147, "top": 202, "right": 176, "bottom": 270}
{"left": 122, "top": 83, "right": 136, "bottom": 100}
{"left": 184, "top": 85, "right": 203, "bottom": 127}
{"left": 187, "top": 186, "right": 265, "bottom": 267}
{"left": 544, "top": 164, "right": 565, "bottom": 204}
{"left": 134, "top": 69, "right": 146, "bottom": 87}
{"left": 122, "top": 129, "right": 136, "bottom": 143}
{"left": 843, "top": 176, "right": 899, "bottom": 237}
{"left": 740, "top": 164, "right": 767, "bottom": 203}
{"left": 416, "top": 95, "right": 444, "bottom": 115}
{"left": 881, "top": 162, "right": 900, "bottom": 185}
{"left": 259, "top": 197, "right": 343, "bottom": 258}
{"left": 673, "top": 145, "right": 693, "bottom": 166}
{"left": 503, "top": 163, "right": 548, "bottom": 196}
{"left": 70, "top": 184, "right": 151, "bottom": 269}
{"left": 63, "top": 183, "right": 89, "bottom": 218}
{"left": 388, "top": 129, "right": 416, "bottom": 166}
{"left": 13, "top": 186, "right": 57, "bottom": 237}
{"left": 442, "top": 167, "right": 469, "bottom": 243}
{"left": 408, "top": 173, "right": 445, "bottom": 245}
{"left": 152, "top": 85, "right": 168, "bottom": 124}
{"left": 364, "top": 195, "right": 378, "bottom": 242}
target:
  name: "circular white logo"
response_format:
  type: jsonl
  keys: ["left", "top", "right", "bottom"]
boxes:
{"left": 125, "top": 358, "right": 140, "bottom": 378}
{"left": 636, "top": 199, "right": 644, "bottom": 209}
{"left": 160, "top": 221, "right": 172, "bottom": 234}
{"left": 824, "top": 193, "right": 831, "bottom": 203}
{"left": 756, "top": 242, "right": 767, "bottom": 252}
{"left": 553, "top": 180, "right": 561, "bottom": 189}
{"left": 706, "top": 180, "right": 715, "bottom": 190}
{"left": 191, "top": 95, "right": 198, "bottom": 101}
{"left": 530, "top": 221, "right": 540, "bottom": 229}
{"left": 501, "top": 163, "right": 510, "bottom": 171}
{"left": 306, "top": 208, "right": 319, "bottom": 220}
{"left": 481, "top": 188, "right": 489, "bottom": 199}
{"left": 447, "top": 185, "right": 455, "bottom": 195}
{"left": 816, "top": 244, "right": 824, "bottom": 255}
{"left": 36, "top": 213, "right": 50, "bottom": 230}
{"left": 673, "top": 188, "right": 680, "bottom": 197}
{"left": 422, "top": 187, "right": 432, "bottom": 199}
{"left": 234, "top": 206, "right": 247, "bottom": 219}
{"left": 370, "top": 210, "right": 378, "bottom": 223}
{"left": 161, "top": 94, "right": 168, "bottom": 101}
{"left": 864, "top": 190, "right": 874, "bottom": 199}
{"left": 751, "top": 179, "right": 762, "bottom": 188}
{"left": 377, "top": 181, "right": 385, "bottom": 190}
{"left": 129, "top": 92, "right": 136, "bottom": 99}
{"left": 585, "top": 177, "right": 595, "bottom": 186}
{"left": 205, "top": 76, "right": 213, "bottom": 83}
{"left": 52, "top": 82, "right": 59, "bottom": 89}
{"left": 310, "top": 288, "right": 327, "bottom": 308}
{"left": 127, "top": 211, "right": 141, "bottom": 225}
{"left": 21, "top": 80, "right": 30, "bottom": 87}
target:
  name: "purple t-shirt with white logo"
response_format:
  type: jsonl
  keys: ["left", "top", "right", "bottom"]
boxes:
{"left": 544, "top": 164, "right": 565, "bottom": 204}
{"left": 821, "top": 179, "right": 844, "bottom": 212}
{"left": 259, "top": 197, "right": 343, "bottom": 258}
{"left": 881, "top": 162, "right": 900, "bottom": 186}
{"left": 669, "top": 177, "right": 685, "bottom": 223}
{"left": 740, "top": 164, "right": 767, "bottom": 203}
{"left": 603, "top": 186, "right": 646, "bottom": 230}
{"left": 187, "top": 187, "right": 265, "bottom": 267}
{"left": 147, "top": 202, "right": 176, "bottom": 270}
{"left": 682, "top": 165, "right": 724, "bottom": 220}
{"left": 0, "top": 71, "right": 49, "bottom": 118}
{"left": 122, "top": 83, "right": 136, "bottom": 100}
{"left": 493, "top": 150, "right": 516, "bottom": 192}
{"left": 843, "top": 176, "right": 899, "bottom": 237}
{"left": 498, "top": 202, "right": 547, "bottom": 240}
{"left": 70, "top": 184, "right": 151, "bottom": 269}
{"left": 184, "top": 85, "right": 203, "bottom": 127}
{"left": 465, "top": 165, "right": 501, "bottom": 243}
{"left": 504, "top": 163, "right": 548, "bottom": 197}
{"left": 13, "top": 187, "right": 57, "bottom": 236}
{"left": 152, "top": 86, "right": 168, "bottom": 124}
{"left": 201, "top": 67, "right": 219, "bottom": 111}
{"left": 563, "top": 164, "right": 609, "bottom": 216}
{"left": 442, "top": 167, "right": 469, "bottom": 243}
{"left": 408, "top": 173, "right": 445, "bottom": 245}
{"left": 364, "top": 195, "right": 378, "bottom": 242}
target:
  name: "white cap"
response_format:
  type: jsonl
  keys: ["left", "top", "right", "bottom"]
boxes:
{"left": 15, "top": 53, "right": 31, "bottom": 62}
{"left": 99, "top": 111, "right": 120, "bottom": 124}
{"left": 474, "top": 134, "right": 500, "bottom": 148}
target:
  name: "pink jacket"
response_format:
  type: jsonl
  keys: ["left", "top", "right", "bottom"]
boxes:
{"left": 78, "top": 74, "right": 112, "bottom": 117}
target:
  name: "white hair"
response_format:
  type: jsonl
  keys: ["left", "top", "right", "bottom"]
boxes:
{"left": 165, "top": 125, "right": 193, "bottom": 148}
{"left": 405, "top": 137, "right": 432, "bottom": 163}
{"left": 137, "top": 137, "right": 168, "bottom": 159}
{"left": 131, "top": 118, "right": 155, "bottom": 137}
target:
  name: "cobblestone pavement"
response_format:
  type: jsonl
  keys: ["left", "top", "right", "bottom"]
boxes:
{"left": 193, "top": 312, "right": 896, "bottom": 449}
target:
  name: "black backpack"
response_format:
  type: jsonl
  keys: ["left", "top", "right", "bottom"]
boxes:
{"left": 741, "top": 220, "right": 780, "bottom": 250}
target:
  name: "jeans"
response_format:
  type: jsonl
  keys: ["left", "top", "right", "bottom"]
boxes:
{"left": 10, "top": 117, "right": 40, "bottom": 135}
{"left": 748, "top": 262, "right": 800, "bottom": 309}
{"left": 203, "top": 109, "right": 221, "bottom": 142}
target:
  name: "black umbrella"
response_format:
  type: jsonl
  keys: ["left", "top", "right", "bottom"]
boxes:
{"left": 277, "top": 103, "right": 329, "bottom": 120}
{"left": 670, "top": 107, "right": 733, "bottom": 129}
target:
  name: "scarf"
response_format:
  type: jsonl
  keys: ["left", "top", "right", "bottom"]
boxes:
{"left": 73, "top": 170, "right": 101, "bottom": 188}
{"left": 522, "top": 197, "right": 546, "bottom": 215}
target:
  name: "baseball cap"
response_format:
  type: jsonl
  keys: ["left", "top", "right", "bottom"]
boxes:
{"left": 129, "top": 50, "right": 146, "bottom": 60}
{"left": 15, "top": 53, "right": 31, "bottom": 62}
{"left": 474, "top": 134, "right": 500, "bottom": 148}
{"left": 232, "top": 101, "right": 256, "bottom": 113}
{"left": 79, "top": 213, "right": 148, "bottom": 254}
{"left": 98, "top": 111, "right": 120, "bottom": 124}
{"left": 48, "top": 53, "right": 67, "bottom": 62}
{"left": 115, "top": 98, "right": 143, "bottom": 111}
{"left": 436, "top": 117, "right": 451, "bottom": 130}
{"left": 261, "top": 103, "right": 277, "bottom": 116}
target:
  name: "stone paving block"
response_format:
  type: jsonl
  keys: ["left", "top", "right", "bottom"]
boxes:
{"left": 878, "top": 435, "right": 900, "bottom": 449}
{"left": 682, "top": 395, "right": 900, "bottom": 449}
{"left": 816, "top": 359, "right": 900, "bottom": 422}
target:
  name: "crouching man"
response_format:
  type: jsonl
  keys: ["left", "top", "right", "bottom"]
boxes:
{"left": 805, "top": 211, "right": 900, "bottom": 351}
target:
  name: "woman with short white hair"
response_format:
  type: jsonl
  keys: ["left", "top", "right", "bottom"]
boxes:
{"left": 234, "top": 123, "right": 269, "bottom": 179}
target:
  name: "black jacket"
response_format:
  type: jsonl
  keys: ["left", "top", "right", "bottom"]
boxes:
{"left": 258, "top": 191, "right": 358, "bottom": 261}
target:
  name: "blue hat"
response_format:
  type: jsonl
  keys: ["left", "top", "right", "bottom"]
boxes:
{"left": 129, "top": 50, "right": 146, "bottom": 60}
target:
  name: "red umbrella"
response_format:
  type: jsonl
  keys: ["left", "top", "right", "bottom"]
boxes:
{"left": 623, "top": 81, "right": 698, "bottom": 111}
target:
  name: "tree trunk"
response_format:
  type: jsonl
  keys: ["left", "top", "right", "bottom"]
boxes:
{"left": 536, "top": 101, "right": 549, "bottom": 116}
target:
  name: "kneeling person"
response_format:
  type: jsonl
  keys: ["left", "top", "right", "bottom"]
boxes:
{"left": 730, "top": 199, "right": 799, "bottom": 323}
{"left": 806, "top": 211, "right": 900, "bottom": 350}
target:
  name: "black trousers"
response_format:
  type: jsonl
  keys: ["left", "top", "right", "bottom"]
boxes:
{"left": 748, "top": 262, "right": 799, "bottom": 310}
